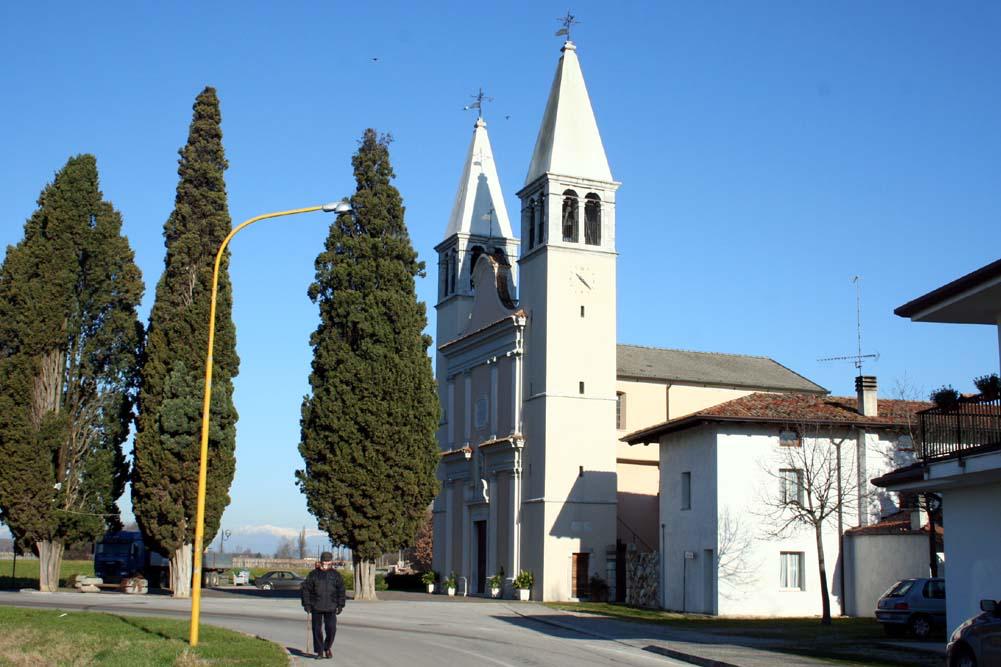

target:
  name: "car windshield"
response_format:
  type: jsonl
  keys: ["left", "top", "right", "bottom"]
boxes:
{"left": 885, "top": 580, "right": 914, "bottom": 597}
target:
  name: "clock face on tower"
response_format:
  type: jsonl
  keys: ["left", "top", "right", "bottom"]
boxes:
{"left": 569, "top": 265, "right": 596, "bottom": 294}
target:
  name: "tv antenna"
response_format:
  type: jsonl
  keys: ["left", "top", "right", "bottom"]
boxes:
{"left": 818, "top": 275, "right": 879, "bottom": 374}
{"left": 555, "top": 10, "right": 580, "bottom": 41}
{"left": 463, "top": 88, "right": 492, "bottom": 119}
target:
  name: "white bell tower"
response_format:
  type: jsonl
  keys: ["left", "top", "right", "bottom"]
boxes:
{"left": 516, "top": 39, "right": 620, "bottom": 601}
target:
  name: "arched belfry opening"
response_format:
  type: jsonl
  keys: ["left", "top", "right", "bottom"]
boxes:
{"left": 469, "top": 245, "right": 486, "bottom": 288}
{"left": 562, "top": 189, "right": 579, "bottom": 242}
{"left": 525, "top": 198, "right": 536, "bottom": 249}
{"left": 584, "top": 193, "right": 601, "bottom": 246}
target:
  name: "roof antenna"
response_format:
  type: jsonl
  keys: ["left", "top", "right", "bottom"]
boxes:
{"left": 463, "top": 87, "right": 492, "bottom": 119}
{"left": 555, "top": 10, "right": 580, "bottom": 41}
{"left": 818, "top": 275, "right": 879, "bottom": 374}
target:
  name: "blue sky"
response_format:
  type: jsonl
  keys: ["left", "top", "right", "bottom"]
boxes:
{"left": 2, "top": 1, "right": 999, "bottom": 543}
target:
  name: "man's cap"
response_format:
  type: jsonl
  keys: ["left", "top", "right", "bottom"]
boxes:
{"left": 320, "top": 551, "right": 333, "bottom": 562}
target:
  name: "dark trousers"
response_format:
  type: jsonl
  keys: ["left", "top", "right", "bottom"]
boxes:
{"left": 311, "top": 611, "right": 337, "bottom": 652}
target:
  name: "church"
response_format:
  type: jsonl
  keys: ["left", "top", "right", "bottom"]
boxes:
{"left": 431, "top": 38, "right": 826, "bottom": 602}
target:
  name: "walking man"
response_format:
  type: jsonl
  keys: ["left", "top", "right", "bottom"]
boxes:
{"left": 301, "top": 551, "right": 346, "bottom": 660}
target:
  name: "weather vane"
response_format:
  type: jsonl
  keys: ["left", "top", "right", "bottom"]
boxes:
{"left": 555, "top": 10, "right": 580, "bottom": 41}
{"left": 463, "top": 87, "right": 493, "bottom": 119}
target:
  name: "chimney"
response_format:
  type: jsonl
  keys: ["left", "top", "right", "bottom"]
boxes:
{"left": 856, "top": 375, "right": 878, "bottom": 417}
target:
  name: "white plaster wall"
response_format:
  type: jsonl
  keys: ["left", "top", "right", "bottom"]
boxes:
{"left": 942, "top": 482, "right": 1001, "bottom": 636}
{"left": 659, "top": 425, "right": 718, "bottom": 613}
{"left": 844, "top": 533, "right": 931, "bottom": 617}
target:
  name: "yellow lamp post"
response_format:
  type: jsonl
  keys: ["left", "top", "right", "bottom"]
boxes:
{"left": 189, "top": 201, "right": 350, "bottom": 647}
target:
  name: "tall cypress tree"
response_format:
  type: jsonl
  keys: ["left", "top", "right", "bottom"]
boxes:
{"left": 0, "top": 155, "right": 142, "bottom": 591}
{"left": 297, "top": 129, "right": 439, "bottom": 600}
{"left": 132, "top": 87, "right": 239, "bottom": 597}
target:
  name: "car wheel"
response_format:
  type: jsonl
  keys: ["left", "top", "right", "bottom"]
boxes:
{"left": 950, "top": 645, "right": 977, "bottom": 667}
{"left": 883, "top": 623, "right": 905, "bottom": 637}
{"left": 262, "top": 583, "right": 273, "bottom": 591}
{"left": 909, "top": 614, "right": 932, "bottom": 639}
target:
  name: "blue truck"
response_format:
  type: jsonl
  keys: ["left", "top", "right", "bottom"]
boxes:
{"left": 94, "top": 531, "right": 170, "bottom": 588}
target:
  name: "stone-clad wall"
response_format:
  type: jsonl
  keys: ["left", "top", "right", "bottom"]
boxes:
{"left": 626, "top": 550, "right": 659, "bottom": 608}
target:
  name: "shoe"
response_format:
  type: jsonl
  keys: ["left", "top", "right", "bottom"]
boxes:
{"left": 314, "top": 652, "right": 323, "bottom": 660}
{"left": 325, "top": 650, "right": 332, "bottom": 659}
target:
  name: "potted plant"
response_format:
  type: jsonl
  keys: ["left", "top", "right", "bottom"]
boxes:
{"left": 444, "top": 572, "right": 457, "bottom": 597}
{"left": 974, "top": 373, "right": 1001, "bottom": 400}
{"left": 513, "top": 570, "right": 533, "bottom": 601}
{"left": 487, "top": 571, "right": 504, "bottom": 598}
{"left": 421, "top": 570, "right": 437, "bottom": 594}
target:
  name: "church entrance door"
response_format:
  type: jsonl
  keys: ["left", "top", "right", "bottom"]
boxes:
{"left": 572, "top": 552, "right": 590, "bottom": 599}
{"left": 475, "top": 520, "right": 487, "bottom": 595}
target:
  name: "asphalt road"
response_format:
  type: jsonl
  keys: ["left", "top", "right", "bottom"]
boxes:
{"left": 0, "top": 590, "right": 686, "bottom": 666}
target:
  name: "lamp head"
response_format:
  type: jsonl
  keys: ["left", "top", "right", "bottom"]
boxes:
{"left": 322, "top": 200, "right": 353, "bottom": 214}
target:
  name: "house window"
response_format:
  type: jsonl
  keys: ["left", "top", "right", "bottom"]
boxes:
{"left": 579, "top": 381, "right": 585, "bottom": 394}
{"left": 562, "top": 190, "right": 579, "bottom": 242}
{"left": 616, "top": 392, "right": 626, "bottom": 430}
{"left": 681, "top": 471, "right": 691, "bottom": 510}
{"left": 780, "top": 468, "right": 804, "bottom": 505}
{"left": 584, "top": 193, "right": 601, "bottom": 245}
{"left": 780, "top": 552, "right": 805, "bottom": 590}
{"left": 897, "top": 434, "right": 914, "bottom": 451}
{"left": 779, "top": 430, "right": 801, "bottom": 447}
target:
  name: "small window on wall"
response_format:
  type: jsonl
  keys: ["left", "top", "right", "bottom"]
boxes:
{"left": 681, "top": 471, "right": 691, "bottom": 510}
{"left": 780, "top": 552, "right": 805, "bottom": 590}
{"left": 780, "top": 469, "right": 804, "bottom": 505}
{"left": 897, "top": 434, "right": 914, "bottom": 451}
{"left": 616, "top": 392, "right": 626, "bottom": 430}
{"left": 779, "top": 430, "right": 801, "bottom": 447}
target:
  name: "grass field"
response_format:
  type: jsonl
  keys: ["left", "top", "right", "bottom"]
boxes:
{"left": 0, "top": 606, "right": 286, "bottom": 666}
{"left": 0, "top": 560, "right": 93, "bottom": 590}
{"left": 545, "top": 602, "right": 943, "bottom": 667}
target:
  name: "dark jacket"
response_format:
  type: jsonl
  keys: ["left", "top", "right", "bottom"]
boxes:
{"left": 301, "top": 568, "right": 346, "bottom": 614}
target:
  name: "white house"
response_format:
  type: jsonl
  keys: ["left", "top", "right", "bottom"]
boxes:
{"left": 625, "top": 379, "right": 928, "bottom": 616}
{"left": 875, "top": 257, "right": 1001, "bottom": 636}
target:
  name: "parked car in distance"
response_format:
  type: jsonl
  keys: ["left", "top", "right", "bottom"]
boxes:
{"left": 947, "top": 599, "right": 1001, "bottom": 667}
{"left": 254, "top": 570, "right": 305, "bottom": 591}
{"left": 232, "top": 569, "right": 250, "bottom": 586}
{"left": 875, "top": 578, "right": 946, "bottom": 639}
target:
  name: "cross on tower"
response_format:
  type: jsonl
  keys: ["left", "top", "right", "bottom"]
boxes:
{"left": 463, "top": 87, "right": 493, "bottom": 119}
{"left": 555, "top": 10, "right": 580, "bottom": 41}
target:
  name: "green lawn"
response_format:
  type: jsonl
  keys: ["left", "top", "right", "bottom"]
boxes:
{"left": 0, "top": 559, "right": 94, "bottom": 590}
{"left": 0, "top": 606, "right": 286, "bottom": 666}
{"left": 545, "top": 602, "right": 942, "bottom": 667}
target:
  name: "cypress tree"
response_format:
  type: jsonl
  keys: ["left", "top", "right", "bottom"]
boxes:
{"left": 132, "top": 87, "right": 239, "bottom": 597}
{"left": 297, "top": 130, "right": 439, "bottom": 600}
{"left": 0, "top": 155, "right": 142, "bottom": 591}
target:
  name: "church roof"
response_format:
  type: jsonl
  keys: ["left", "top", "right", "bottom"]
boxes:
{"left": 525, "top": 41, "right": 613, "bottom": 186}
{"left": 444, "top": 117, "right": 513, "bottom": 240}
{"left": 617, "top": 344, "right": 827, "bottom": 394}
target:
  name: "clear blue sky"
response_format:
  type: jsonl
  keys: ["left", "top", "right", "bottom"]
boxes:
{"left": 2, "top": 1, "right": 999, "bottom": 541}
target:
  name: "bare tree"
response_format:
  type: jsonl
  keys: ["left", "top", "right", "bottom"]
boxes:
{"left": 758, "top": 424, "right": 865, "bottom": 625}
{"left": 297, "top": 528, "right": 308, "bottom": 560}
{"left": 274, "top": 537, "right": 295, "bottom": 559}
{"left": 717, "top": 506, "right": 758, "bottom": 599}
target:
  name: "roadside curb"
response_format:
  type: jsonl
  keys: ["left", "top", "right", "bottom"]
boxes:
{"left": 504, "top": 604, "right": 740, "bottom": 667}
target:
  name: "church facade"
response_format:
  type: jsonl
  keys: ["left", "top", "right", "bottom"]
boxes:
{"left": 431, "top": 39, "right": 827, "bottom": 602}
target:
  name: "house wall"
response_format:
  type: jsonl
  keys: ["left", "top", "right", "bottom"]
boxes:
{"left": 843, "top": 533, "right": 931, "bottom": 617}
{"left": 942, "top": 480, "right": 1001, "bottom": 636}
{"left": 659, "top": 425, "right": 718, "bottom": 613}
{"left": 659, "top": 423, "right": 907, "bottom": 616}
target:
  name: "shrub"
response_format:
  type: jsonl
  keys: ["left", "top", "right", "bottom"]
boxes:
{"left": 930, "top": 386, "right": 959, "bottom": 408}
{"left": 513, "top": 570, "right": 533, "bottom": 590}
{"left": 385, "top": 571, "right": 425, "bottom": 591}
{"left": 589, "top": 574, "right": 609, "bottom": 602}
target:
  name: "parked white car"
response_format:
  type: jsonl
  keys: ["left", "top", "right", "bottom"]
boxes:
{"left": 232, "top": 569, "right": 250, "bottom": 586}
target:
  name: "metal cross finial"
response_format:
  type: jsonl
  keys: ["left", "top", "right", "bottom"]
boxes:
{"left": 463, "top": 87, "right": 493, "bottom": 119}
{"left": 555, "top": 10, "right": 580, "bottom": 41}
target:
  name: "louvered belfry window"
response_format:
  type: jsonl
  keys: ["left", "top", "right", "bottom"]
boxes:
{"left": 584, "top": 193, "right": 601, "bottom": 245}
{"left": 562, "top": 189, "right": 579, "bottom": 242}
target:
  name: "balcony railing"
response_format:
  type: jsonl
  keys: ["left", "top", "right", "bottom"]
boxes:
{"left": 918, "top": 394, "right": 1001, "bottom": 460}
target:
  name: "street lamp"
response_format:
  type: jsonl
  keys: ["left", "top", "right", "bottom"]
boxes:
{"left": 189, "top": 200, "right": 350, "bottom": 647}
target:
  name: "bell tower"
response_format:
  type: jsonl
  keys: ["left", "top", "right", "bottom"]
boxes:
{"left": 516, "top": 38, "right": 620, "bottom": 601}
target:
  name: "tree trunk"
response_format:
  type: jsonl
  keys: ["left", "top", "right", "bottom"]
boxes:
{"left": 170, "top": 543, "right": 192, "bottom": 598}
{"left": 353, "top": 555, "right": 377, "bottom": 601}
{"left": 814, "top": 525, "right": 832, "bottom": 625}
{"left": 37, "top": 540, "right": 65, "bottom": 592}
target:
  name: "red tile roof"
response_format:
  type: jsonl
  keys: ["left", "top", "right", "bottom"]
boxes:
{"left": 845, "top": 510, "right": 943, "bottom": 537}
{"left": 624, "top": 392, "right": 931, "bottom": 444}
